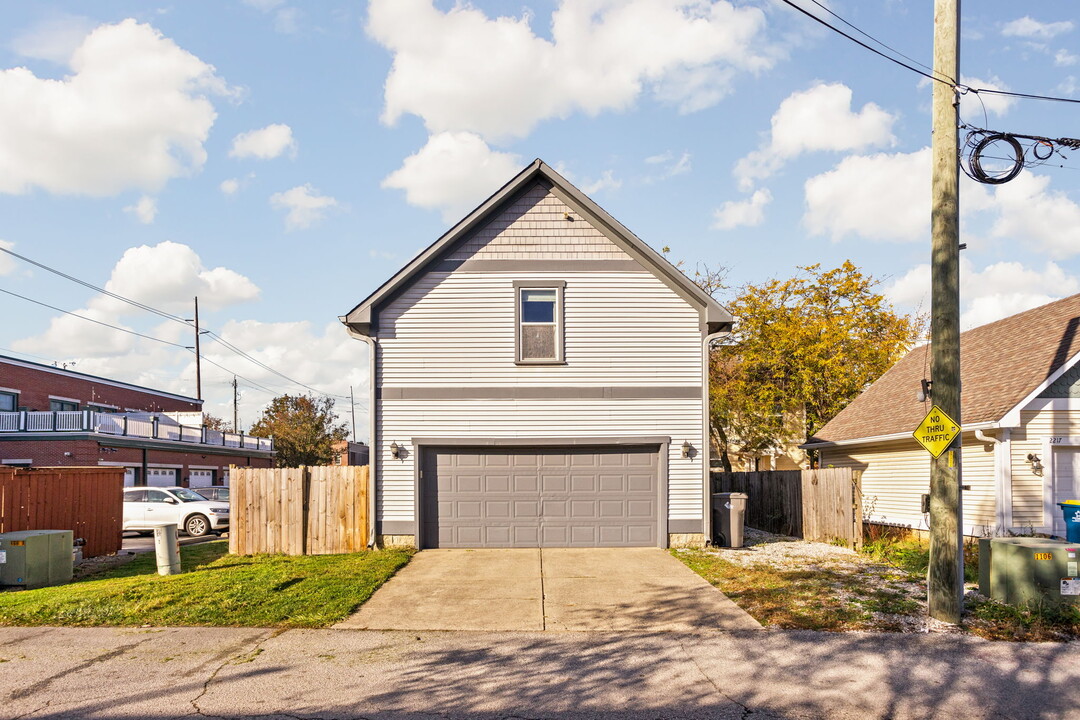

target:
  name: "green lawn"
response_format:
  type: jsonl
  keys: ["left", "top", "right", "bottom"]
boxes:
{"left": 0, "top": 542, "right": 413, "bottom": 628}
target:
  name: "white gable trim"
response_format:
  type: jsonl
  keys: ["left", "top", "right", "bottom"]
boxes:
{"left": 1001, "top": 350, "right": 1080, "bottom": 427}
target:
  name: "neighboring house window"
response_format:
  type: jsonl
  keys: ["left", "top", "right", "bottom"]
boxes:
{"left": 50, "top": 399, "right": 78, "bottom": 412}
{"left": 515, "top": 281, "right": 566, "bottom": 364}
{"left": 0, "top": 391, "right": 17, "bottom": 412}
{"left": 87, "top": 404, "right": 115, "bottom": 413}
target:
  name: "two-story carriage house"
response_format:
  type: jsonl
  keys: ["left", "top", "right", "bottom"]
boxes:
{"left": 341, "top": 160, "right": 732, "bottom": 549}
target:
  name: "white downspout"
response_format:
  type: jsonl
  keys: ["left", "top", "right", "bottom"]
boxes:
{"left": 345, "top": 327, "right": 378, "bottom": 549}
{"left": 702, "top": 330, "right": 730, "bottom": 546}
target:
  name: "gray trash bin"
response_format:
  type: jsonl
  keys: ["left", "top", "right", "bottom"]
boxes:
{"left": 712, "top": 492, "right": 748, "bottom": 548}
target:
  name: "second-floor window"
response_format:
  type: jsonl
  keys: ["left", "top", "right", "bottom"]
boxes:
{"left": 0, "top": 391, "right": 17, "bottom": 412}
{"left": 516, "top": 282, "right": 565, "bottom": 363}
{"left": 50, "top": 399, "right": 78, "bottom": 412}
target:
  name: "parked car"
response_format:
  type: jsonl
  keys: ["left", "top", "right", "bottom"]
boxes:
{"left": 122, "top": 486, "right": 230, "bottom": 537}
{"left": 194, "top": 486, "right": 230, "bottom": 503}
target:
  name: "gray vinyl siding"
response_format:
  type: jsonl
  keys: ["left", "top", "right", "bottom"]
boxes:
{"left": 372, "top": 181, "right": 707, "bottom": 531}
{"left": 378, "top": 272, "right": 701, "bottom": 387}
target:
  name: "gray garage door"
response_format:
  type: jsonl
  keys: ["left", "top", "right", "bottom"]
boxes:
{"left": 421, "top": 446, "right": 659, "bottom": 548}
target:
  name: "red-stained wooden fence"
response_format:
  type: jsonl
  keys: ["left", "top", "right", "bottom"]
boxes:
{"left": 0, "top": 467, "right": 124, "bottom": 558}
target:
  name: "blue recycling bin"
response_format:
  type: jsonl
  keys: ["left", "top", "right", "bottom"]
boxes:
{"left": 1058, "top": 502, "right": 1080, "bottom": 543}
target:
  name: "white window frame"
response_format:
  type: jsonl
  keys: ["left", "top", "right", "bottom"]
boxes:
{"left": 514, "top": 280, "right": 566, "bottom": 365}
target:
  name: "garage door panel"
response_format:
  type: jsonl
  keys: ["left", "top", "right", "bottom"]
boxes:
{"left": 423, "top": 446, "right": 659, "bottom": 548}
{"left": 599, "top": 500, "right": 624, "bottom": 517}
{"left": 485, "top": 474, "right": 510, "bottom": 492}
{"left": 542, "top": 499, "right": 568, "bottom": 517}
{"left": 513, "top": 475, "right": 539, "bottom": 492}
{"left": 542, "top": 474, "right": 569, "bottom": 492}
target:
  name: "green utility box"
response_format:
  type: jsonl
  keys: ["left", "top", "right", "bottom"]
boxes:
{"left": 979, "top": 537, "right": 1080, "bottom": 606}
{"left": 0, "top": 530, "right": 74, "bottom": 589}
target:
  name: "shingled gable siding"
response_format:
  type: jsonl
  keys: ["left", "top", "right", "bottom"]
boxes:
{"left": 820, "top": 435, "right": 997, "bottom": 534}
{"left": 375, "top": 183, "right": 705, "bottom": 532}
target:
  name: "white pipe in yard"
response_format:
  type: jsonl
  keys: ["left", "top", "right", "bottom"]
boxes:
{"left": 154, "top": 524, "right": 180, "bottom": 575}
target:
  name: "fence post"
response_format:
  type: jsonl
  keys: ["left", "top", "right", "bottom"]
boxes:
{"left": 301, "top": 466, "right": 311, "bottom": 556}
{"left": 852, "top": 470, "right": 864, "bottom": 550}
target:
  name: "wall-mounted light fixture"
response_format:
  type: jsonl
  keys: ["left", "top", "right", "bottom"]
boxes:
{"left": 1027, "top": 453, "right": 1043, "bottom": 475}
{"left": 681, "top": 440, "right": 691, "bottom": 459}
{"left": 389, "top": 441, "right": 401, "bottom": 460}
{"left": 917, "top": 379, "right": 933, "bottom": 402}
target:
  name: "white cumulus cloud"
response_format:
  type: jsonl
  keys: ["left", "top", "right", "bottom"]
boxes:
{"left": 1002, "top": 17, "right": 1074, "bottom": 39}
{"left": 220, "top": 178, "right": 240, "bottom": 195}
{"left": 989, "top": 173, "right": 1080, "bottom": 259}
{"left": 0, "top": 19, "right": 232, "bottom": 196}
{"left": 887, "top": 259, "right": 1080, "bottom": 330}
{"left": 367, "top": 0, "right": 775, "bottom": 143}
{"left": 735, "top": 82, "right": 896, "bottom": 190}
{"left": 1056, "top": 49, "right": 1079, "bottom": 67}
{"left": 270, "top": 184, "right": 339, "bottom": 230}
{"left": 712, "top": 189, "right": 772, "bottom": 230}
{"left": 229, "top": 124, "right": 297, "bottom": 160}
{"left": 959, "top": 75, "right": 1016, "bottom": 119}
{"left": 382, "top": 132, "right": 523, "bottom": 223}
{"left": 123, "top": 195, "right": 158, "bottom": 224}
{"left": 803, "top": 148, "right": 930, "bottom": 242}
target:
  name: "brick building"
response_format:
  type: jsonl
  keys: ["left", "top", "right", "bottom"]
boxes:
{"left": 0, "top": 355, "right": 273, "bottom": 486}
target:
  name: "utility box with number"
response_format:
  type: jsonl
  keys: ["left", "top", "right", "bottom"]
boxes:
{"left": 0, "top": 530, "right": 74, "bottom": 589}
{"left": 979, "top": 537, "right": 1080, "bottom": 606}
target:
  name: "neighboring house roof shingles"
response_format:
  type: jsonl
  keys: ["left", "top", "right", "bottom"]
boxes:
{"left": 810, "top": 293, "right": 1080, "bottom": 445}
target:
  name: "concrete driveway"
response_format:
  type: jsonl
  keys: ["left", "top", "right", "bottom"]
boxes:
{"left": 335, "top": 547, "right": 760, "bottom": 632}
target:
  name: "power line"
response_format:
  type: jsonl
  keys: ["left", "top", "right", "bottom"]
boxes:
{"left": 781, "top": 0, "right": 1080, "bottom": 105}
{"left": 1, "top": 247, "right": 353, "bottom": 401}
{"left": 0, "top": 246, "right": 190, "bottom": 326}
{"left": 0, "top": 287, "right": 189, "bottom": 349}
{"left": 202, "top": 330, "right": 351, "bottom": 400}
{"left": 805, "top": 0, "right": 946, "bottom": 81}
{"left": 777, "top": 0, "right": 952, "bottom": 85}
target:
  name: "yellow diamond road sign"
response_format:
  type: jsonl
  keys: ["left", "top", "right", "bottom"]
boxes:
{"left": 913, "top": 405, "right": 961, "bottom": 458}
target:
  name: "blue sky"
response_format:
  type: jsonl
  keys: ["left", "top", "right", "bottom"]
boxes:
{"left": 1, "top": 1, "right": 1079, "bottom": 437}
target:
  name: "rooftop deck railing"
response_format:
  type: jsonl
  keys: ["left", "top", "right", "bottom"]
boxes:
{"left": 0, "top": 411, "right": 273, "bottom": 452}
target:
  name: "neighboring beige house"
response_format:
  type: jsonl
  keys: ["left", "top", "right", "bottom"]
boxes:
{"left": 803, "top": 294, "right": 1080, "bottom": 537}
{"left": 341, "top": 160, "right": 732, "bottom": 549}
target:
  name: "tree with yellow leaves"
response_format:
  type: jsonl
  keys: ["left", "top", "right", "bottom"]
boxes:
{"left": 710, "top": 261, "right": 922, "bottom": 470}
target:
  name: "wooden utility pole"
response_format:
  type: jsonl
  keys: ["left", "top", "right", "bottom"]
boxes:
{"left": 350, "top": 385, "right": 357, "bottom": 443}
{"left": 193, "top": 296, "right": 202, "bottom": 401}
{"left": 232, "top": 376, "right": 239, "bottom": 433}
{"left": 929, "top": 0, "right": 964, "bottom": 623}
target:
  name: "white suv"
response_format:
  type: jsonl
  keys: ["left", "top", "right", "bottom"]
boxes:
{"left": 122, "top": 486, "right": 230, "bottom": 537}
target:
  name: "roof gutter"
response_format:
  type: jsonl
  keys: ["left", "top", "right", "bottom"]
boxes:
{"left": 802, "top": 421, "right": 999, "bottom": 451}
{"left": 342, "top": 319, "right": 378, "bottom": 549}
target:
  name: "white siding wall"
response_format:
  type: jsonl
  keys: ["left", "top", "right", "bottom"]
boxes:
{"left": 379, "top": 272, "right": 701, "bottom": 386}
{"left": 376, "top": 270, "right": 704, "bottom": 525}
{"left": 820, "top": 433, "right": 997, "bottom": 535}
{"left": 1010, "top": 409, "right": 1080, "bottom": 529}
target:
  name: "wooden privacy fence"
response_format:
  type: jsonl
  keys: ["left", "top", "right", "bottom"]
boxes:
{"left": 713, "top": 468, "right": 863, "bottom": 547}
{"left": 229, "top": 465, "right": 369, "bottom": 555}
{"left": 0, "top": 466, "right": 124, "bottom": 558}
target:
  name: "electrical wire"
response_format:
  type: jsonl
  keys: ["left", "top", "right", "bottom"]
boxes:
{"left": 781, "top": 0, "right": 1080, "bottom": 106}
{"left": 0, "top": 287, "right": 189, "bottom": 349}
{"left": 0, "top": 246, "right": 190, "bottom": 326}
{"left": 804, "top": 0, "right": 946, "bottom": 81}
{"left": 0, "top": 247, "right": 354, "bottom": 401}
{"left": 202, "top": 330, "right": 352, "bottom": 401}
{"left": 776, "top": 0, "right": 952, "bottom": 85}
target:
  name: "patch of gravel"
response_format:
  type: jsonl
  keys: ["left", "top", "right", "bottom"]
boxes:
{"left": 678, "top": 527, "right": 946, "bottom": 634}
